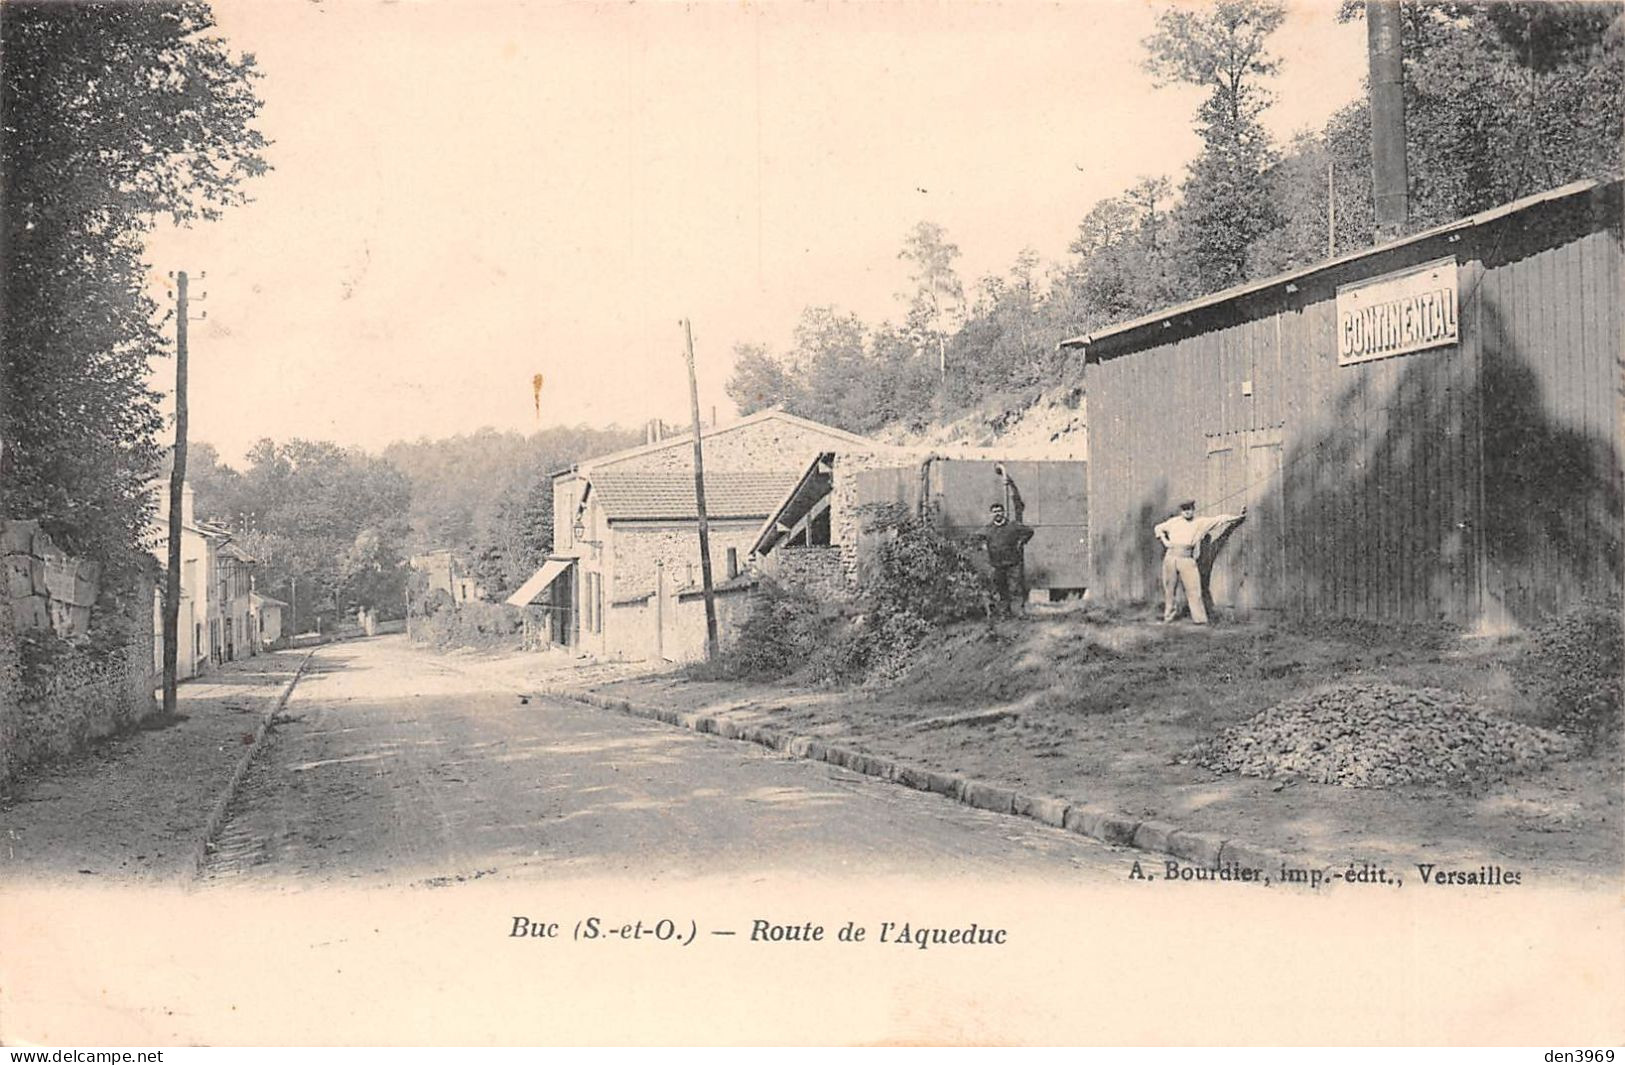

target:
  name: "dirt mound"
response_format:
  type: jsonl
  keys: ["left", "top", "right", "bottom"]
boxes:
{"left": 1197, "top": 682, "right": 1573, "bottom": 788}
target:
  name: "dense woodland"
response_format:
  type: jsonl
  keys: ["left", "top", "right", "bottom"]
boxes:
{"left": 183, "top": 425, "right": 640, "bottom": 632}
{"left": 727, "top": 1, "right": 1624, "bottom": 434}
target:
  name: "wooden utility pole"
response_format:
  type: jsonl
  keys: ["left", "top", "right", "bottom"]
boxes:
{"left": 162, "top": 271, "right": 189, "bottom": 716}
{"left": 681, "top": 319, "right": 719, "bottom": 660}
{"left": 1327, "top": 160, "right": 1337, "bottom": 258}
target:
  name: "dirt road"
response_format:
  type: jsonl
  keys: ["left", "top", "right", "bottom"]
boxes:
{"left": 202, "top": 636, "right": 1122, "bottom": 885}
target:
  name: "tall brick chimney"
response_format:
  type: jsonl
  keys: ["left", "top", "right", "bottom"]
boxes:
{"left": 1368, "top": 0, "right": 1409, "bottom": 239}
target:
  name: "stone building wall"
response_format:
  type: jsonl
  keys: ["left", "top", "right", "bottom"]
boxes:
{"left": 669, "top": 587, "right": 755, "bottom": 663}
{"left": 610, "top": 520, "right": 762, "bottom": 602}
{"left": 828, "top": 450, "right": 927, "bottom": 586}
{"left": 606, "top": 420, "right": 864, "bottom": 475}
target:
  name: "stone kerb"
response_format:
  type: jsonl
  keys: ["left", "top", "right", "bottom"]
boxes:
{"left": 541, "top": 682, "right": 1288, "bottom": 880}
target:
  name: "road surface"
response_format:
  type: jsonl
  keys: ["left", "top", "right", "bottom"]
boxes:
{"left": 202, "top": 636, "right": 1124, "bottom": 885}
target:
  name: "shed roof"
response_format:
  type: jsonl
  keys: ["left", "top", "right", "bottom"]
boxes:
{"left": 752, "top": 453, "right": 834, "bottom": 556}
{"left": 589, "top": 470, "right": 801, "bottom": 521}
{"left": 1060, "top": 178, "right": 1619, "bottom": 360}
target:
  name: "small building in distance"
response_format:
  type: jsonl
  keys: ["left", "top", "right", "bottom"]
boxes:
{"left": 410, "top": 549, "right": 484, "bottom": 606}
{"left": 251, "top": 590, "right": 287, "bottom": 649}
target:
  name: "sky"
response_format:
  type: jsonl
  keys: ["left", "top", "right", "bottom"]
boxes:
{"left": 145, "top": 0, "right": 1369, "bottom": 465}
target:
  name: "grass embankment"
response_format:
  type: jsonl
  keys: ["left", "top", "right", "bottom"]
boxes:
{"left": 608, "top": 606, "right": 1622, "bottom": 879}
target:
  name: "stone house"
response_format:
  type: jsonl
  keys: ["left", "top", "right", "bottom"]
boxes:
{"left": 209, "top": 536, "right": 259, "bottom": 664}
{"left": 149, "top": 485, "right": 216, "bottom": 681}
{"left": 531, "top": 409, "right": 876, "bottom": 660}
{"left": 149, "top": 484, "right": 262, "bottom": 673}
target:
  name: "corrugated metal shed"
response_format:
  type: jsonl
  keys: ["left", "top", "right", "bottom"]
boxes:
{"left": 1075, "top": 179, "right": 1621, "bottom": 626}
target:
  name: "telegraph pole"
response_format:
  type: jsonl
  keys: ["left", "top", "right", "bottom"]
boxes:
{"left": 1327, "top": 160, "right": 1338, "bottom": 258}
{"left": 681, "top": 319, "right": 719, "bottom": 660}
{"left": 162, "top": 272, "right": 190, "bottom": 716}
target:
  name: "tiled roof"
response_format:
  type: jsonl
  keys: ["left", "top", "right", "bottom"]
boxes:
{"left": 589, "top": 470, "right": 800, "bottom": 521}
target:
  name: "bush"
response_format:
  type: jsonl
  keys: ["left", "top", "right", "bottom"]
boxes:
{"left": 412, "top": 600, "right": 523, "bottom": 651}
{"left": 862, "top": 502, "right": 990, "bottom": 624}
{"left": 1513, "top": 598, "right": 1622, "bottom": 748}
{"left": 701, "top": 580, "right": 835, "bottom": 682}
{"left": 700, "top": 506, "right": 990, "bottom": 687}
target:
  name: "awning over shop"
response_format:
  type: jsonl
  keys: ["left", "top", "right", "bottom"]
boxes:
{"left": 505, "top": 558, "right": 574, "bottom": 607}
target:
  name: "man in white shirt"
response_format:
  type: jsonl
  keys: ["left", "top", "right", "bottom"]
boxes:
{"left": 1153, "top": 500, "right": 1247, "bottom": 624}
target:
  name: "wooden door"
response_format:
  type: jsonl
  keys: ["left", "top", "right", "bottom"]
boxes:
{"left": 1204, "top": 428, "right": 1283, "bottom": 613}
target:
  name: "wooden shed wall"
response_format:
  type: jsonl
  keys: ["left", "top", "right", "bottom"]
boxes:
{"left": 1477, "top": 190, "right": 1623, "bottom": 623}
{"left": 1086, "top": 183, "right": 1620, "bottom": 625}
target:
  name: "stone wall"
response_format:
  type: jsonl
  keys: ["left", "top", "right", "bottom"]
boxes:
{"left": 669, "top": 586, "right": 755, "bottom": 663}
{"left": 828, "top": 450, "right": 921, "bottom": 587}
{"left": 610, "top": 520, "right": 762, "bottom": 601}
{"left": 3, "top": 520, "right": 100, "bottom": 637}
{"left": 760, "top": 546, "right": 851, "bottom": 603}
{"left": 0, "top": 592, "right": 22, "bottom": 785}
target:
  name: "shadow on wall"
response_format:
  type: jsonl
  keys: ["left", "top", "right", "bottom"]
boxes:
{"left": 1090, "top": 478, "right": 1170, "bottom": 611}
{"left": 1477, "top": 296, "right": 1622, "bottom": 621}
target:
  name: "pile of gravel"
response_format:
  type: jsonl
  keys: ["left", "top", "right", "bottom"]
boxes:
{"left": 1197, "top": 682, "right": 1573, "bottom": 788}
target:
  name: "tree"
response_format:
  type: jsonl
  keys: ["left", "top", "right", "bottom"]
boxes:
{"left": 897, "top": 221, "right": 966, "bottom": 381}
{"left": 341, "top": 527, "right": 408, "bottom": 619}
{"left": 725, "top": 342, "right": 799, "bottom": 415}
{"left": 1144, "top": 0, "right": 1286, "bottom": 292}
{"left": 0, "top": 2, "right": 268, "bottom": 594}
{"left": 1395, "top": 2, "right": 1622, "bottom": 225}
{"left": 1066, "top": 178, "right": 1179, "bottom": 324}
{"left": 191, "top": 439, "right": 412, "bottom": 633}
{"left": 1254, "top": 1, "right": 1624, "bottom": 276}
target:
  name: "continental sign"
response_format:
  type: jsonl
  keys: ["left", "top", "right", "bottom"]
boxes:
{"left": 1336, "top": 257, "right": 1459, "bottom": 366}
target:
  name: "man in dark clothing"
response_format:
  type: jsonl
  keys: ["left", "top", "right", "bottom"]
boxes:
{"left": 982, "top": 501, "right": 1034, "bottom": 618}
